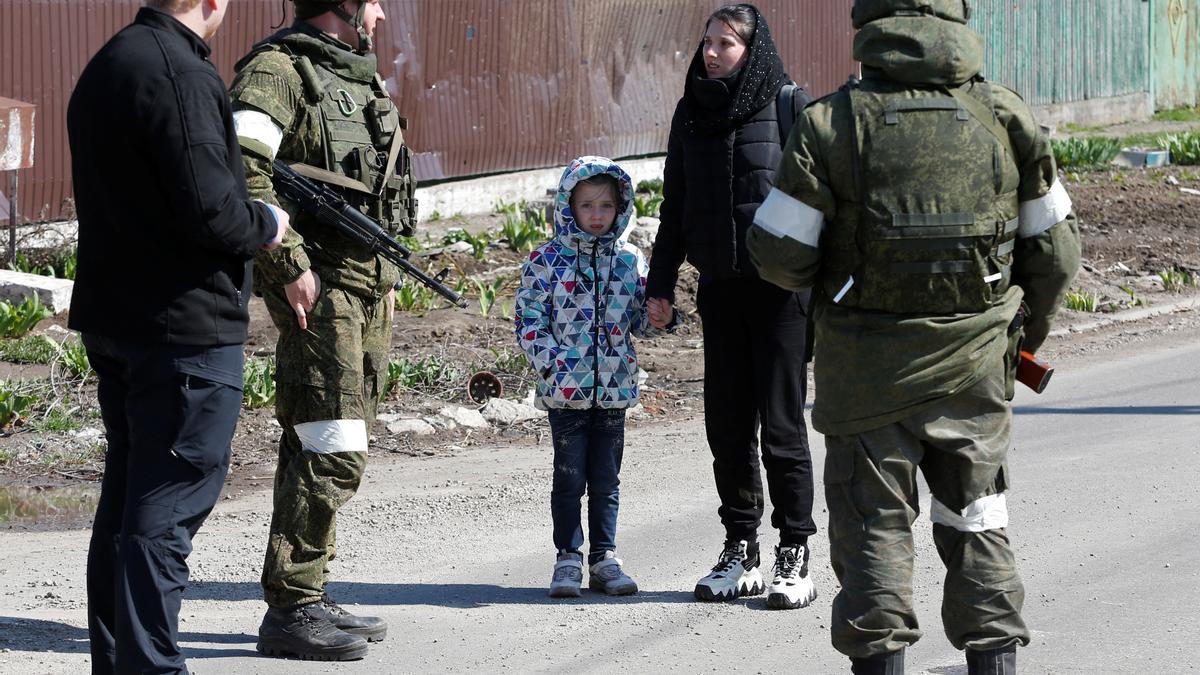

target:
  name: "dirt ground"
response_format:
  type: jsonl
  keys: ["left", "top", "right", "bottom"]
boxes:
{"left": 2, "top": 163, "right": 1200, "bottom": 524}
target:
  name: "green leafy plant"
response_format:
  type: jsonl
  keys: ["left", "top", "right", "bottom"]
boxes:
{"left": 1063, "top": 290, "right": 1100, "bottom": 312}
{"left": 0, "top": 334, "right": 58, "bottom": 364}
{"left": 1051, "top": 137, "right": 1121, "bottom": 169}
{"left": 1161, "top": 132, "right": 1200, "bottom": 165}
{"left": 7, "top": 248, "right": 77, "bottom": 280}
{"left": 243, "top": 357, "right": 277, "bottom": 409}
{"left": 473, "top": 276, "right": 509, "bottom": 317}
{"left": 0, "top": 296, "right": 52, "bottom": 338}
{"left": 394, "top": 280, "right": 443, "bottom": 313}
{"left": 57, "top": 339, "right": 92, "bottom": 380}
{"left": 489, "top": 347, "right": 530, "bottom": 375}
{"left": 0, "top": 381, "right": 38, "bottom": 429}
{"left": 1119, "top": 286, "right": 1146, "bottom": 308}
{"left": 1159, "top": 266, "right": 1196, "bottom": 293}
{"left": 633, "top": 178, "right": 665, "bottom": 218}
{"left": 442, "top": 228, "right": 492, "bottom": 260}
{"left": 381, "top": 355, "right": 458, "bottom": 399}
{"left": 499, "top": 208, "right": 548, "bottom": 253}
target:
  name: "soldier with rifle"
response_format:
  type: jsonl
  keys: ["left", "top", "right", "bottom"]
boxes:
{"left": 746, "top": 1, "right": 1080, "bottom": 673}
{"left": 229, "top": 0, "right": 418, "bottom": 661}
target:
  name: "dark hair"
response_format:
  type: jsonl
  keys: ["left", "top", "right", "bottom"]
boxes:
{"left": 705, "top": 4, "right": 757, "bottom": 44}
{"left": 570, "top": 174, "right": 620, "bottom": 205}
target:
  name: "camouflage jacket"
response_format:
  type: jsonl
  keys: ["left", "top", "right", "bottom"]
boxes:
{"left": 746, "top": 11, "right": 1081, "bottom": 435}
{"left": 230, "top": 21, "right": 412, "bottom": 300}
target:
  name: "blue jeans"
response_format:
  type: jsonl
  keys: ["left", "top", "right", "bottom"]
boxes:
{"left": 547, "top": 408, "right": 626, "bottom": 563}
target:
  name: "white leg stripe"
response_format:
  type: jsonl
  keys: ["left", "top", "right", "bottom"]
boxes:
{"left": 295, "top": 419, "right": 369, "bottom": 454}
{"left": 753, "top": 188, "right": 825, "bottom": 247}
{"left": 1018, "top": 180, "right": 1072, "bottom": 238}
{"left": 930, "top": 493, "right": 1008, "bottom": 532}
{"left": 233, "top": 110, "right": 284, "bottom": 159}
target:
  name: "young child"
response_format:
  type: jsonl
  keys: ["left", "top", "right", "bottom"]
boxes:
{"left": 515, "top": 156, "right": 660, "bottom": 597}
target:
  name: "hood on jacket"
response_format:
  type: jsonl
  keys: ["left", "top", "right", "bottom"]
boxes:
{"left": 554, "top": 156, "right": 636, "bottom": 246}
{"left": 681, "top": 3, "right": 790, "bottom": 135}
{"left": 852, "top": 0, "right": 983, "bottom": 86}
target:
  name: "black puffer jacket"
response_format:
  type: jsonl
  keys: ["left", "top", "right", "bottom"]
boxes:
{"left": 646, "top": 5, "right": 809, "bottom": 301}
{"left": 647, "top": 94, "right": 807, "bottom": 301}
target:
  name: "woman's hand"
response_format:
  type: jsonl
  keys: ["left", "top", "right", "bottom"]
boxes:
{"left": 647, "top": 297, "right": 673, "bottom": 329}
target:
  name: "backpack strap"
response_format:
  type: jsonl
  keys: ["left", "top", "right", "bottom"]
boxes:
{"left": 776, "top": 83, "right": 797, "bottom": 144}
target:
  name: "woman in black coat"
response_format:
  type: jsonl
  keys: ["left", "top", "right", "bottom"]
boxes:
{"left": 645, "top": 3, "right": 817, "bottom": 610}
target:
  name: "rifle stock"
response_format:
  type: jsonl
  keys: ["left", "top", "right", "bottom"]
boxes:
{"left": 271, "top": 161, "right": 468, "bottom": 308}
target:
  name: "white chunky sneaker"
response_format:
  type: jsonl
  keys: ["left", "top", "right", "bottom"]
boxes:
{"left": 588, "top": 551, "right": 638, "bottom": 595}
{"left": 766, "top": 543, "right": 817, "bottom": 609}
{"left": 694, "top": 540, "right": 764, "bottom": 601}
{"left": 549, "top": 552, "right": 583, "bottom": 598}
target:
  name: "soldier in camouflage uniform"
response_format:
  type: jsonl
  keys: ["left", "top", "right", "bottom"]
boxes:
{"left": 229, "top": 0, "right": 415, "bottom": 661}
{"left": 746, "top": 1, "right": 1080, "bottom": 673}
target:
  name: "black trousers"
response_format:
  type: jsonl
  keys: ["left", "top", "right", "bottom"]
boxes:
{"left": 696, "top": 278, "right": 816, "bottom": 547}
{"left": 83, "top": 335, "right": 243, "bottom": 675}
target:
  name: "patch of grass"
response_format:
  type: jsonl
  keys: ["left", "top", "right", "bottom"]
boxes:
{"left": 1161, "top": 132, "right": 1200, "bottom": 165}
{"left": 1118, "top": 131, "right": 1169, "bottom": 150}
{"left": 1064, "top": 290, "right": 1101, "bottom": 313}
{"left": 1159, "top": 266, "right": 1196, "bottom": 293}
{"left": 1153, "top": 106, "right": 1200, "bottom": 122}
{"left": 242, "top": 357, "right": 276, "bottom": 409}
{"left": 1051, "top": 137, "right": 1121, "bottom": 169}
{"left": 428, "top": 210, "right": 443, "bottom": 222}
{"left": 1119, "top": 286, "right": 1146, "bottom": 308}
{"left": 35, "top": 407, "right": 83, "bottom": 433}
{"left": 0, "top": 334, "right": 57, "bottom": 364}
{"left": 1060, "top": 122, "right": 1107, "bottom": 134}
{"left": 489, "top": 347, "right": 530, "bottom": 376}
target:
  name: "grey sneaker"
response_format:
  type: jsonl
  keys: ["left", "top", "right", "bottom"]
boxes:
{"left": 588, "top": 551, "right": 638, "bottom": 595}
{"left": 549, "top": 551, "right": 583, "bottom": 598}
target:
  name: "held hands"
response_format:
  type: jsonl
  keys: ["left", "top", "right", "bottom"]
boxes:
{"left": 285, "top": 269, "right": 321, "bottom": 331}
{"left": 259, "top": 201, "right": 290, "bottom": 251}
{"left": 647, "top": 297, "right": 673, "bottom": 330}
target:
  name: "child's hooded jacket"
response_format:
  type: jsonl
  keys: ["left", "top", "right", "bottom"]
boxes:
{"left": 515, "top": 156, "right": 651, "bottom": 410}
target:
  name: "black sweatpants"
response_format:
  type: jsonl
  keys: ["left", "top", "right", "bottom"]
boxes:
{"left": 83, "top": 335, "right": 243, "bottom": 675}
{"left": 696, "top": 278, "right": 816, "bottom": 548}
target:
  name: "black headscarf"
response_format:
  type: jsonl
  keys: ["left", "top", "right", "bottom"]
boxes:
{"left": 682, "top": 4, "right": 790, "bottom": 136}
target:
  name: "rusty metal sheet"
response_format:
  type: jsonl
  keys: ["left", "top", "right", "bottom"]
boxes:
{"left": 0, "top": 97, "right": 37, "bottom": 171}
{"left": 0, "top": 0, "right": 852, "bottom": 222}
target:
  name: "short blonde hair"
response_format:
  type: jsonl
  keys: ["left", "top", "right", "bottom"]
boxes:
{"left": 145, "top": 0, "right": 202, "bottom": 12}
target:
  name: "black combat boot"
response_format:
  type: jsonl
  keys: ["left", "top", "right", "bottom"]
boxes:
{"left": 967, "top": 645, "right": 1017, "bottom": 675}
{"left": 256, "top": 602, "right": 369, "bottom": 661}
{"left": 850, "top": 648, "right": 905, "bottom": 675}
{"left": 312, "top": 593, "right": 388, "bottom": 642}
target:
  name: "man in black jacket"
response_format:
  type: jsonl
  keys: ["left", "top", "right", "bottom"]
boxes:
{"left": 67, "top": 0, "right": 287, "bottom": 671}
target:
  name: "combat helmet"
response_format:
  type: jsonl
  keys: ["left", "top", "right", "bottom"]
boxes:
{"left": 851, "top": 0, "right": 970, "bottom": 28}
{"left": 292, "top": 0, "right": 375, "bottom": 52}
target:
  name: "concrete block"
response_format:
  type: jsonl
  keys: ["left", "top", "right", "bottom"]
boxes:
{"left": 0, "top": 269, "right": 73, "bottom": 313}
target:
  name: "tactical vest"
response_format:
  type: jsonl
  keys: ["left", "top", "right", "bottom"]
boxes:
{"left": 266, "top": 40, "right": 416, "bottom": 237}
{"left": 821, "top": 79, "right": 1020, "bottom": 314}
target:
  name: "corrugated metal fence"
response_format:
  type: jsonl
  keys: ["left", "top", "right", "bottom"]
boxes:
{"left": 0, "top": 0, "right": 856, "bottom": 223}
{"left": 969, "top": 0, "right": 1152, "bottom": 106}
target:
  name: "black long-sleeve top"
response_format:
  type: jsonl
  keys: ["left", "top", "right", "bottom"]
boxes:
{"left": 67, "top": 7, "right": 275, "bottom": 345}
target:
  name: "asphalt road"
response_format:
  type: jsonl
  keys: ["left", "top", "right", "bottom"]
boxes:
{"left": 1, "top": 327, "right": 1197, "bottom": 674}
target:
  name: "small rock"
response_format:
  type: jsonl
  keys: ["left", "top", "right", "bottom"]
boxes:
{"left": 386, "top": 418, "right": 437, "bottom": 436}
{"left": 439, "top": 406, "right": 489, "bottom": 429}
{"left": 479, "top": 398, "right": 542, "bottom": 425}
{"left": 376, "top": 412, "right": 404, "bottom": 424}
{"left": 444, "top": 240, "right": 474, "bottom": 254}
{"left": 424, "top": 416, "right": 458, "bottom": 431}
{"left": 73, "top": 428, "right": 103, "bottom": 441}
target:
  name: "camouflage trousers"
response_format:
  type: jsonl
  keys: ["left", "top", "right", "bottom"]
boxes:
{"left": 823, "top": 366, "right": 1030, "bottom": 658}
{"left": 260, "top": 282, "right": 391, "bottom": 609}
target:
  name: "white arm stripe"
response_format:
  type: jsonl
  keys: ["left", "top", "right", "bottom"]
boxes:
{"left": 233, "top": 110, "right": 284, "bottom": 159}
{"left": 930, "top": 493, "right": 1008, "bottom": 532}
{"left": 1018, "top": 180, "right": 1072, "bottom": 238}
{"left": 295, "top": 419, "right": 369, "bottom": 454}
{"left": 753, "top": 188, "right": 825, "bottom": 247}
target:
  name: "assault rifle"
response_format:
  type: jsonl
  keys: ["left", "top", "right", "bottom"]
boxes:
{"left": 271, "top": 161, "right": 468, "bottom": 308}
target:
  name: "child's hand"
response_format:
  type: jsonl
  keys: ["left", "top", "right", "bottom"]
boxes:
{"left": 647, "top": 297, "right": 673, "bottom": 329}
